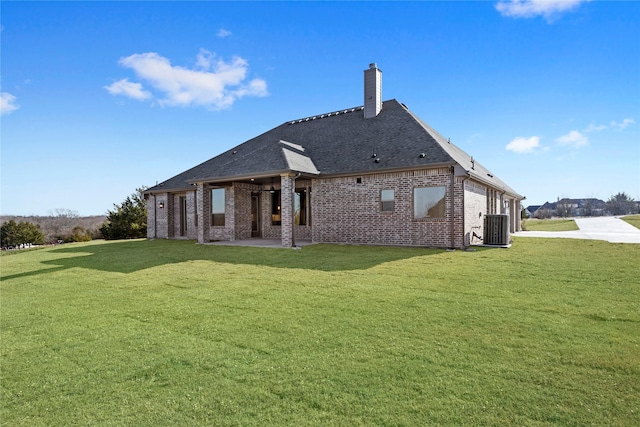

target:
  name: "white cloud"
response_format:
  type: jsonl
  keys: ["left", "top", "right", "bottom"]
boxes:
{"left": 495, "top": 0, "right": 588, "bottom": 20}
{"left": 610, "top": 118, "right": 635, "bottom": 130}
{"left": 104, "top": 78, "right": 152, "bottom": 100}
{"left": 0, "top": 92, "right": 19, "bottom": 115}
{"left": 217, "top": 28, "right": 232, "bottom": 38}
{"left": 108, "top": 50, "right": 268, "bottom": 110}
{"left": 583, "top": 123, "right": 607, "bottom": 133}
{"left": 506, "top": 136, "right": 541, "bottom": 153}
{"left": 556, "top": 130, "right": 588, "bottom": 148}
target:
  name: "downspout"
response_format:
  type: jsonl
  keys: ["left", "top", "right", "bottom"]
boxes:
{"left": 291, "top": 172, "right": 301, "bottom": 248}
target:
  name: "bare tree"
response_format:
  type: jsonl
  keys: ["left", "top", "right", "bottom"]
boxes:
{"left": 556, "top": 199, "right": 574, "bottom": 218}
{"left": 48, "top": 209, "right": 79, "bottom": 238}
{"left": 581, "top": 198, "right": 595, "bottom": 217}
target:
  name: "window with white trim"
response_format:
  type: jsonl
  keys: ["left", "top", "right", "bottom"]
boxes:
{"left": 381, "top": 189, "right": 395, "bottom": 212}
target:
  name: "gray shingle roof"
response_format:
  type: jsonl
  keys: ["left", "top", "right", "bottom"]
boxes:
{"left": 147, "top": 99, "right": 522, "bottom": 198}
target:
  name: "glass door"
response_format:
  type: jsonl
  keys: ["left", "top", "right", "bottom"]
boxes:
{"left": 251, "top": 194, "right": 261, "bottom": 237}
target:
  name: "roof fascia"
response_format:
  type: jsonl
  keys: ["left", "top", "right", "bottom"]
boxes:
{"left": 144, "top": 185, "right": 194, "bottom": 195}
{"left": 188, "top": 169, "right": 319, "bottom": 185}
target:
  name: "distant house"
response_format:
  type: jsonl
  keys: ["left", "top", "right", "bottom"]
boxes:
{"left": 525, "top": 205, "right": 542, "bottom": 218}
{"left": 534, "top": 198, "right": 607, "bottom": 218}
{"left": 144, "top": 64, "right": 524, "bottom": 248}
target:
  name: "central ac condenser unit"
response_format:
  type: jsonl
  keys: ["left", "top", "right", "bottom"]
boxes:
{"left": 484, "top": 214, "right": 509, "bottom": 246}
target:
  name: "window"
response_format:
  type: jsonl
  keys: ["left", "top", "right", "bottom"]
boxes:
{"left": 414, "top": 186, "right": 446, "bottom": 219}
{"left": 381, "top": 189, "right": 395, "bottom": 212}
{"left": 271, "top": 190, "right": 281, "bottom": 225}
{"left": 294, "top": 189, "right": 307, "bottom": 225}
{"left": 211, "top": 188, "right": 225, "bottom": 226}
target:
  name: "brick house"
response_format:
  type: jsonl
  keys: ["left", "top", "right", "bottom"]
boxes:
{"left": 144, "top": 64, "right": 523, "bottom": 248}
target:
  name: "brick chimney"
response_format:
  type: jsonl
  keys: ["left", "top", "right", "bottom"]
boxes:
{"left": 364, "top": 63, "right": 382, "bottom": 119}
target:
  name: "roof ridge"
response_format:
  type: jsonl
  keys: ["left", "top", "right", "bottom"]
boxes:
{"left": 288, "top": 106, "right": 363, "bottom": 125}
{"left": 287, "top": 99, "right": 397, "bottom": 125}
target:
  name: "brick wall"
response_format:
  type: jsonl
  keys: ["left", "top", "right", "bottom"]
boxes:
{"left": 209, "top": 185, "right": 234, "bottom": 241}
{"left": 148, "top": 193, "right": 170, "bottom": 239}
{"left": 233, "top": 183, "right": 261, "bottom": 240}
{"left": 463, "top": 179, "right": 487, "bottom": 246}
{"left": 311, "top": 168, "right": 465, "bottom": 248}
{"left": 170, "top": 193, "right": 182, "bottom": 238}
{"left": 150, "top": 171, "right": 498, "bottom": 249}
{"left": 280, "top": 174, "right": 294, "bottom": 247}
{"left": 197, "top": 185, "right": 210, "bottom": 244}
{"left": 146, "top": 196, "right": 156, "bottom": 239}
{"left": 169, "top": 192, "right": 198, "bottom": 239}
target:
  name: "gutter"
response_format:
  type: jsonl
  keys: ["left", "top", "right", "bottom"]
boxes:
{"left": 467, "top": 171, "right": 524, "bottom": 200}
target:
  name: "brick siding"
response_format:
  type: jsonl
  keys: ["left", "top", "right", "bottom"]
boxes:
{"left": 311, "top": 167, "right": 464, "bottom": 248}
{"left": 463, "top": 179, "right": 488, "bottom": 246}
{"left": 150, "top": 170, "right": 498, "bottom": 248}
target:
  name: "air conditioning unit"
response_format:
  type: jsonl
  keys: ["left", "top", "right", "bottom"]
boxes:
{"left": 484, "top": 214, "right": 509, "bottom": 246}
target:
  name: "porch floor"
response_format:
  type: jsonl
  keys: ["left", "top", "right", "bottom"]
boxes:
{"left": 205, "top": 239, "right": 314, "bottom": 248}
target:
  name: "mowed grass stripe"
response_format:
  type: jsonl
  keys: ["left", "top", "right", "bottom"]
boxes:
{"left": 1, "top": 239, "right": 638, "bottom": 425}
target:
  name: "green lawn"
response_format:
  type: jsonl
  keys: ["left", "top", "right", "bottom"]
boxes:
{"left": 622, "top": 214, "right": 640, "bottom": 230}
{"left": 522, "top": 218, "right": 579, "bottom": 231}
{"left": 1, "top": 239, "right": 639, "bottom": 426}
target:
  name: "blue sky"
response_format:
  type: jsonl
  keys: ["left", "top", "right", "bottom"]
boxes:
{"left": 2, "top": 1, "right": 639, "bottom": 216}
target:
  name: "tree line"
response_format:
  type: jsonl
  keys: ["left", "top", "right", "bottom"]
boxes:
{"left": 1, "top": 210, "right": 106, "bottom": 248}
{"left": 1, "top": 187, "right": 148, "bottom": 249}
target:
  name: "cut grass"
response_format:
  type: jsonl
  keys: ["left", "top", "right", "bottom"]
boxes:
{"left": 523, "top": 218, "right": 579, "bottom": 231}
{"left": 622, "top": 214, "right": 640, "bottom": 230}
{"left": 1, "top": 239, "right": 639, "bottom": 426}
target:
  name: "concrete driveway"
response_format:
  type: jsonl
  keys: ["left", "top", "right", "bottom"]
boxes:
{"left": 513, "top": 216, "right": 640, "bottom": 244}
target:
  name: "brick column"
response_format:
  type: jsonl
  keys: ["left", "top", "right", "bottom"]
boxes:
{"left": 155, "top": 193, "right": 169, "bottom": 238}
{"left": 197, "top": 184, "right": 210, "bottom": 244}
{"left": 186, "top": 190, "right": 197, "bottom": 239}
{"left": 280, "top": 174, "right": 294, "bottom": 247}
{"left": 146, "top": 196, "right": 156, "bottom": 239}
